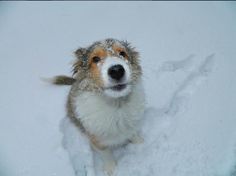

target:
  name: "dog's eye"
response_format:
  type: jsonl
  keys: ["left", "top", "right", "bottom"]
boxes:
{"left": 92, "top": 56, "right": 101, "bottom": 63}
{"left": 119, "top": 51, "right": 127, "bottom": 58}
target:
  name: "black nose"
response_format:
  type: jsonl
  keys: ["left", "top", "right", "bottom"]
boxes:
{"left": 108, "top": 64, "right": 125, "bottom": 81}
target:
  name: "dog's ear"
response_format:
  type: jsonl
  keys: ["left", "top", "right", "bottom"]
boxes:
{"left": 72, "top": 47, "right": 88, "bottom": 76}
{"left": 121, "top": 41, "right": 139, "bottom": 62}
{"left": 75, "top": 48, "right": 87, "bottom": 60}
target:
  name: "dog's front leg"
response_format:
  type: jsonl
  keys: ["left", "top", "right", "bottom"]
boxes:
{"left": 90, "top": 141, "right": 116, "bottom": 176}
{"left": 99, "top": 148, "right": 116, "bottom": 176}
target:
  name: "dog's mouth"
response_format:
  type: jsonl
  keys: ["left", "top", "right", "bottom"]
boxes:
{"left": 109, "top": 84, "right": 127, "bottom": 91}
{"left": 103, "top": 83, "right": 131, "bottom": 98}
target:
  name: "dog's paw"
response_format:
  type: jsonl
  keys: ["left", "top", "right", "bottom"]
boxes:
{"left": 103, "top": 160, "right": 116, "bottom": 176}
{"left": 130, "top": 135, "right": 144, "bottom": 144}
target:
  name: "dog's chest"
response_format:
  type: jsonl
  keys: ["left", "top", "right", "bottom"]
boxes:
{"left": 74, "top": 86, "right": 145, "bottom": 146}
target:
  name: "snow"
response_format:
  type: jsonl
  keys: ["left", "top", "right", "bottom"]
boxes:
{"left": 0, "top": 1, "right": 236, "bottom": 176}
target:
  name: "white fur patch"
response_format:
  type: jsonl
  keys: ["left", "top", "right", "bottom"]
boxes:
{"left": 101, "top": 57, "right": 131, "bottom": 87}
{"left": 101, "top": 57, "right": 131, "bottom": 98}
{"left": 75, "top": 81, "right": 145, "bottom": 147}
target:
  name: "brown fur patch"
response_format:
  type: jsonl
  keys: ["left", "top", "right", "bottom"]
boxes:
{"left": 90, "top": 61, "right": 103, "bottom": 86}
{"left": 112, "top": 44, "right": 128, "bottom": 60}
{"left": 89, "top": 47, "right": 107, "bottom": 63}
{"left": 87, "top": 47, "right": 108, "bottom": 87}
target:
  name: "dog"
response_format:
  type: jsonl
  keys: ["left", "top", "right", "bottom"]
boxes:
{"left": 52, "top": 38, "right": 145, "bottom": 175}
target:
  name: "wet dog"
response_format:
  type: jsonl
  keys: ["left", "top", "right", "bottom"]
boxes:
{"left": 52, "top": 38, "right": 145, "bottom": 175}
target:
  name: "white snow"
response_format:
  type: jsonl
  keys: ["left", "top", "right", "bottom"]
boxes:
{"left": 0, "top": 2, "right": 236, "bottom": 176}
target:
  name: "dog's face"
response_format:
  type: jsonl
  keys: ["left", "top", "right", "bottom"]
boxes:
{"left": 73, "top": 39, "right": 142, "bottom": 98}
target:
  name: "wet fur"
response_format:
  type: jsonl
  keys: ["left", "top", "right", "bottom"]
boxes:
{"left": 52, "top": 38, "right": 145, "bottom": 175}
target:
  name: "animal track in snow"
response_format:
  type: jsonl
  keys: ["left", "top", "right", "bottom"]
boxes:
{"left": 158, "top": 54, "right": 215, "bottom": 116}
{"left": 160, "top": 54, "right": 195, "bottom": 72}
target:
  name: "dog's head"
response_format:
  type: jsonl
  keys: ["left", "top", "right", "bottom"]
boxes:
{"left": 73, "top": 38, "right": 142, "bottom": 98}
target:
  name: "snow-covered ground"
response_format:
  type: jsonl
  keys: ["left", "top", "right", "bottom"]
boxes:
{"left": 0, "top": 2, "right": 236, "bottom": 176}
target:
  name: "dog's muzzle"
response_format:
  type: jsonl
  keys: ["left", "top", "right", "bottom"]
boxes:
{"left": 101, "top": 57, "right": 131, "bottom": 98}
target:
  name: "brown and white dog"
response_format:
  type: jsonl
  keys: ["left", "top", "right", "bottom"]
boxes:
{"left": 52, "top": 38, "right": 145, "bottom": 175}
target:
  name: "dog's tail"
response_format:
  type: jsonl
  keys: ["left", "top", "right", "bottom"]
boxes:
{"left": 42, "top": 75, "right": 76, "bottom": 86}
